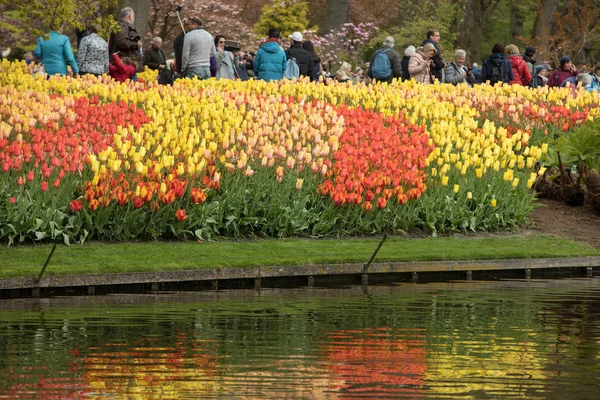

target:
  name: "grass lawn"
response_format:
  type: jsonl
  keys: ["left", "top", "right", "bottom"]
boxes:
{"left": 0, "top": 234, "right": 599, "bottom": 279}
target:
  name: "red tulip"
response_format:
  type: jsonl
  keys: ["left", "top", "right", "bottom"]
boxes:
{"left": 175, "top": 209, "right": 188, "bottom": 221}
{"left": 70, "top": 199, "right": 83, "bottom": 212}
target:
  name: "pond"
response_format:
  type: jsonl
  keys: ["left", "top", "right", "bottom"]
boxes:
{"left": 1, "top": 278, "right": 599, "bottom": 399}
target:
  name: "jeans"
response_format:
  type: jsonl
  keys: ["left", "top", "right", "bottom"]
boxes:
{"left": 184, "top": 66, "right": 211, "bottom": 80}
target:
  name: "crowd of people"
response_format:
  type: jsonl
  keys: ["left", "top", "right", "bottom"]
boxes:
{"left": 3, "top": 8, "right": 600, "bottom": 93}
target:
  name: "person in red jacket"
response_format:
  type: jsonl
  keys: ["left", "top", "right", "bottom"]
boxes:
{"left": 548, "top": 56, "right": 578, "bottom": 87}
{"left": 506, "top": 44, "right": 532, "bottom": 86}
{"left": 109, "top": 52, "right": 136, "bottom": 82}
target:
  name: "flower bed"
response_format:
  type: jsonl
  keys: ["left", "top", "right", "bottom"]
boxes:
{"left": 1, "top": 60, "right": 599, "bottom": 244}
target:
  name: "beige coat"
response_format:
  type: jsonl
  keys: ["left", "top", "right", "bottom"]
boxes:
{"left": 408, "top": 51, "right": 432, "bottom": 84}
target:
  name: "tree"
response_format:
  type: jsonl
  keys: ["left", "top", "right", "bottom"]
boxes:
{"left": 455, "top": 0, "right": 502, "bottom": 63}
{"left": 526, "top": 0, "right": 600, "bottom": 65}
{"left": 0, "top": 0, "right": 119, "bottom": 40}
{"left": 253, "top": 0, "right": 313, "bottom": 38}
{"left": 146, "top": 0, "right": 255, "bottom": 54}
{"left": 324, "top": 0, "right": 350, "bottom": 32}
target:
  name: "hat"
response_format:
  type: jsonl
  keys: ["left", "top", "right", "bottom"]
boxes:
{"left": 525, "top": 46, "right": 536, "bottom": 56}
{"left": 560, "top": 56, "right": 571, "bottom": 66}
{"left": 422, "top": 43, "right": 437, "bottom": 55}
{"left": 289, "top": 32, "right": 303, "bottom": 42}
{"left": 404, "top": 45, "right": 416, "bottom": 57}
{"left": 383, "top": 36, "right": 394, "bottom": 47}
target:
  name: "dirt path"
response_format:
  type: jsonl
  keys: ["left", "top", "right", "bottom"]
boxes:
{"left": 528, "top": 199, "right": 600, "bottom": 249}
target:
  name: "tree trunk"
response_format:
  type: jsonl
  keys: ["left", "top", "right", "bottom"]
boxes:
{"left": 509, "top": 1, "right": 525, "bottom": 45}
{"left": 456, "top": 0, "right": 501, "bottom": 64}
{"left": 324, "top": 0, "right": 350, "bottom": 33}
{"left": 533, "top": 0, "right": 560, "bottom": 39}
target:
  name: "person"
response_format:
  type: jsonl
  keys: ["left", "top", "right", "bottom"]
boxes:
{"left": 245, "top": 51, "right": 255, "bottom": 78}
{"left": 108, "top": 7, "right": 142, "bottom": 73}
{"left": 481, "top": 43, "right": 513, "bottom": 85}
{"left": 401, "top": 45, "right": 415, "bottom": 81}
{"left": 588, "top": 64, "right": 600, "bottom": 92}
{"left": 366, "top": 36, "right": 402, "bottom": 83}
{"left": 33, "top": 25, "right": 79, "bottom": 76}
{"left": 254, "top": 28, "right": 287, "bottom": 82}
{"left": 562, "top": 73, "right": 593, "bottom": 94}
{"left": 286, "top": 32, "right": 313, "bottom": 79}
{"left": 408, "top": 43, "right": 436, "bottom": 84}
{"left": 472, "top": 62, "right": 482, "bottom": 84}
{"left": 523, "top": 46, "right": 536, "bottom": 77}
{"left": 143, "top": 37, "right": 166, "bottom": 71}
{"left": 548, "top": 56, "right": 577, "bottom": 87}
{"left": 506, "top": 44, "right": 532, "bottom": 86}
{"left": 532, "top": 63, "right": 552, "bottom": 88}
{"left": 23, "top": 52, "right": 35, "bottom": 65}
{"left": 109, "top": 52, "right": 136, "bottom": 82}
{"left": 181, "top": 17, "right": 216, "bottom": 79}
{"left": 173, "top": 18, "right": 191, "bottom": 74}
{"left": 444, "top": 49, "right": 475, "bottom": 86}
{"left": 77, "top": 22, "right": 109, "bottom": 77}
{"left": 301, "top": 40, "right": 321, "bottom": 82}
{"left": 213, "top": 35, "right": 235, "bottom": 80}
{"left": 421, "top": 30, "right": 444, "bottom": 82}
{"left": 335, "top": 61, "right": 353, "bottom": 83}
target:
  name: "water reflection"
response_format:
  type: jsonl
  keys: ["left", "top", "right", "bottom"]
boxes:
{"left": 0, "top": 279, "right": 599, "bottom": 398}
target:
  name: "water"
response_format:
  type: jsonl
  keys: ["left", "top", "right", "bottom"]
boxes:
{"left": 1, "top": 278, "right": 600, "bottom": 399}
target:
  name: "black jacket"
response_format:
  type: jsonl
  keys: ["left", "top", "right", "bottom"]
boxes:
{"left": 173, "top": 32, "right": 185, "bottom": 74}
{"left": 143, "top": 47, "right": 166, "bottom": 70}
{"left": 108, "top": 21, "right": 141, "bottom": 70}
{"left": 286, "top": 44, "right": 314, "bottom": 78}
{"left": 421, "top": 39, "right": 444, "bottom": 80}
{"left": 401, "top": 55, "right": 411, "bottom": 81}
{"left": 481, "top": 53, "right": 514, "bottom": 84}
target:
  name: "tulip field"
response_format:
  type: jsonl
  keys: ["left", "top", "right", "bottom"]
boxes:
{"left": 1, "top": 60, "right": 599, "bottom": 244}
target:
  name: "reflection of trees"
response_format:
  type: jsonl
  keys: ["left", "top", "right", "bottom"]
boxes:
{"left": 535, "top": 293, "right": 600, "bottom": 398}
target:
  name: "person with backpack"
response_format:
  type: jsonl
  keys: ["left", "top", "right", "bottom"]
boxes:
{"left": 366, "top": 36, "right": 402, "bottom": 83}
{"left": 506, "top": 44, "right": 532, "bottom": 86}
{"left": 408, "top": 43, "right": 436, "bottom": 84}
{"left": 254, "top": 28, "right": 287, "bottom": 82}
{"left": 523, "top": 46, "right": 536, "bottom": 77}
{"left": 481, "top": 43, "right": 513, "bottom": 85}
{"left": 285, "top": 32, "right": 313, "bottom": 80}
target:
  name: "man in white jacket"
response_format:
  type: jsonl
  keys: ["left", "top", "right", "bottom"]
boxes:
{"left": 182, "top": 18, "right": 216, "bottom": 79}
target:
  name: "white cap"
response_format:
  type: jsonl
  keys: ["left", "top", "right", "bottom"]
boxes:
{"left": 289, "top": 32, "right": 303, "bottom": 42}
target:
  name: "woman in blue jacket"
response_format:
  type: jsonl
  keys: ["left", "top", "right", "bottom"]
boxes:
{"left": 34, "top": 29, "right": 79, "bottom": 76}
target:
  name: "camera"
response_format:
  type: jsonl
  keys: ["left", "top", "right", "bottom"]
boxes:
{"left": 224, "top": 40, "right": 240, "bottom": 53}
{"left": 176, "top": 5, "right": 182, "bottom": 12}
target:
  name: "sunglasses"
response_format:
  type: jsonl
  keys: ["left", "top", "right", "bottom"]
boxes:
{"left": 219, "top": 40, "right": 225, "bottom": 44}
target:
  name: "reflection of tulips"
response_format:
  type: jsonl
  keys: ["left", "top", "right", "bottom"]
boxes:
{"left": 321, "top": 328, "right": 427, "bottom": 397}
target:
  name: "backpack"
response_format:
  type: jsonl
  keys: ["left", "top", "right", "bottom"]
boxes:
{"left": 284, "top": 57, "right": 300, "bottom": 79}
{"left": 486, "top": 58, "right": 505, "bottom": 85}
{"left": 371, "top": 48, "right": 392, "bottom": 80}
